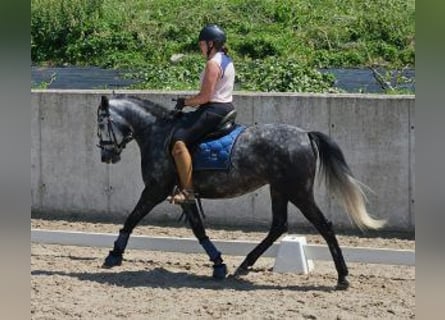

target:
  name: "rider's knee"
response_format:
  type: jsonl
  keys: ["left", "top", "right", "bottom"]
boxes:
{"left": 171, "top": 140, "right": 187, "bottom": 157}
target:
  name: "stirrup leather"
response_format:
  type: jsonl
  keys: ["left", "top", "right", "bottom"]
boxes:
{"left": 168, "top": 187, "right": 195, "bottom": 205}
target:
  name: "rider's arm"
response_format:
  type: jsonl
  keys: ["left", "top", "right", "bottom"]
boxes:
{"left": 185, "top": 60, "right": 220, "bottom": 107}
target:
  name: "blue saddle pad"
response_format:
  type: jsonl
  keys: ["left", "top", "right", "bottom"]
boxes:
{"left": 193, "top": 125, "right": 245, "bottom": 171}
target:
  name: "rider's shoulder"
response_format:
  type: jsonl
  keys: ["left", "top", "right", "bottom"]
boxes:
{"left": 205, "top": 59, "right": 220, "bottom": 71}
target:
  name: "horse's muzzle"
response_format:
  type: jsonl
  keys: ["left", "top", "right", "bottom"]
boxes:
{"left": 101, "top": 149, "right": 121, "bottom": 164}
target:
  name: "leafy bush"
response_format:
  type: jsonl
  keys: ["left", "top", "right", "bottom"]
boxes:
{"left": 236, "top": 58, "right": 335, "bottom": 92}
{"left": 235, "top": 35, "right": 278, "bottom": 59}
{"left": 31, "top": 0, "right": 415, "bottom": 92}
{"left": 129, "top": 54, "right": 202, "bottom": 90}
{"left": 130, "top": 55, "right": 335, "bottom": 93}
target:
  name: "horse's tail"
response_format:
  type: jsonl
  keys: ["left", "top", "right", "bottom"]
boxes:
{"left": 308, "top": 131, "right": 385, "bottom": 230}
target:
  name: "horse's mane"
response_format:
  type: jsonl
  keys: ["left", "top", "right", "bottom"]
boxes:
{"left": 113, "top": 94, "right": 173, "bottom": 120}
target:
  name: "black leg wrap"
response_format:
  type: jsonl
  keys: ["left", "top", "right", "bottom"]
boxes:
{"left": 200, "top": 237, "right": 223, "bottom": 264}
{"left": 112, "top": 229, "right": 130, "bottom": 255}
{"left": 200, "top": 237, "right": 226, "bottom": 279}
{"left": 103, "top": 229, "right": 130, "bottom": 268}
{"left": 181, "top": 202, "right": 227, "bottom": 279}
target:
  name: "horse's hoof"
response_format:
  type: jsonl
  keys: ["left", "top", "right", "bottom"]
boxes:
{"left": 102, "top": 251, "right": 122, "bottom": 268}
{"left": 232, "top": 265, "right": 249, "bottom": 278}
{"left": 335, "top": 278, "right": 350, "bottom": 290}
{"left": 212, "top": 263, "right": 227, "bottom": 279}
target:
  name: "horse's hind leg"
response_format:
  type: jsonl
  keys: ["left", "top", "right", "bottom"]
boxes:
{"left": 290, "top": 195, "right": 349, "bottom": 290}
{"left": 234, "top": 186, "right": 288, "bottom": 276}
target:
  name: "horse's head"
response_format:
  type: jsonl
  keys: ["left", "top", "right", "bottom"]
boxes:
{"left": 96, "top": 96, "right": 133, "bottom": 164}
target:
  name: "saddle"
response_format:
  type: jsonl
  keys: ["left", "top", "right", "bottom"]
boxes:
{"left": 168, "top": 109, "right": 244, "bottom": 171}
{"left": 192, "top": 109, "right": 245, "bottom": 171}
{"left": 204, "top": 109, "right": 237, "bottom": 139}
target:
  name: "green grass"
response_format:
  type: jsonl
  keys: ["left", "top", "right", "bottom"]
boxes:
{"left": 31, "top": 0, "right": 415, "bottom": 92}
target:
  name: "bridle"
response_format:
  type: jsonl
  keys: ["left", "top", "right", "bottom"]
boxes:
{"left": 97, "top": 111, "right": 133, "bottom": 154}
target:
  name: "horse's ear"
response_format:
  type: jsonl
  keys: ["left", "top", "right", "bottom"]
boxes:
{"left": 101, "top": 95, "right": 109, "bottom": 111}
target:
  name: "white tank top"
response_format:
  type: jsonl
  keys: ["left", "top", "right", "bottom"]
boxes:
{"left": 200, "top": 52, "right": 235, "bottom": 103}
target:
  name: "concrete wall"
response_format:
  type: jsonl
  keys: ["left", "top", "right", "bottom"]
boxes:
{"left": 31, "top": 90, "right": 415, "bottom": 232}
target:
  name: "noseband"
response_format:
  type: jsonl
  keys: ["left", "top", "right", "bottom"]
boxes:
{"left": 97, "top": 114, "right": 133, "bottom": 153}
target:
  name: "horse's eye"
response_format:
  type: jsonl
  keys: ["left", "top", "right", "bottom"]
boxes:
{"left": 99, "top": 124, "right": 105, "bottom": 130}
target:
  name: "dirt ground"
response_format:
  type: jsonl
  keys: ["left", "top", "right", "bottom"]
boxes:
{"left": 31, "top": 219, "right": 415, "bottom": 319}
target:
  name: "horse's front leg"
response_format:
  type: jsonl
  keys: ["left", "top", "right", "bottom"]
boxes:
{"left": 181, "top": 201, "right": 227, "bottom": 279}
{"left": 102, "top": 186, "right": 166, "bottom": 268}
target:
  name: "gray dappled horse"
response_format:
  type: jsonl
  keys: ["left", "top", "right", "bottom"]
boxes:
{"left": 96, "top": 95, "right": 385, "bottom": 290}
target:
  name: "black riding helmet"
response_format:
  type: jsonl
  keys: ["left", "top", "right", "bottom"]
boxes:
{"left": 199, "top": 24, "right": 226, "bottom": 43}
{"left": 199, "top": 24, "right": 226, "bottom": 57}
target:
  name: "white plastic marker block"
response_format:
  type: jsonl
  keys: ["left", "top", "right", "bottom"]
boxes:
{"left": 273, "top": 235, "right": 314, "bottom": 274}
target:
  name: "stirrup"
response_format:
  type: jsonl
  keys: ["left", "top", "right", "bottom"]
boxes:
{"left": 168, "top": 187, "right": 195, "bottom": 205}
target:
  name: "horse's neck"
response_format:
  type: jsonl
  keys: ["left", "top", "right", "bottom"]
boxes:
{"left": 117, "top": 102, "right": 172, "bottom": 158}
{"left": 136, "top": 120, "right": 172, "bottom": 150}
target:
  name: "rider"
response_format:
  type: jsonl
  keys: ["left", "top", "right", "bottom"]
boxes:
{"left": 169, "top": 24, "right": 236, "bottom": 204}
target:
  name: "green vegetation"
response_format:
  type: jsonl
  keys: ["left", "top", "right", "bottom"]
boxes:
{"left": 31, "top": 0, "right": 415, "bottom": 92}
{"left": 31, "top": 72, "right": 57, "bottom": 89}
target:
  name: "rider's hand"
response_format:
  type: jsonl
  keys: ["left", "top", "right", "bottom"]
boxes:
{"left": 175, "top": 97, "right": 186, "bottom": 111}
